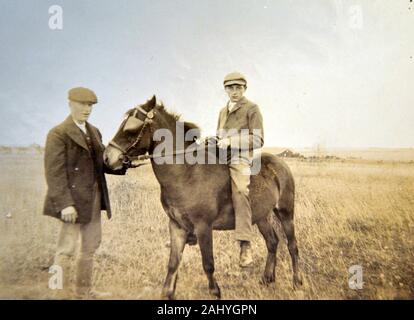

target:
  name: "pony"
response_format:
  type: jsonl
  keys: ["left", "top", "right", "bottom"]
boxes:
{"left": 104, "top": 96, "right": 302, "bottom": 299}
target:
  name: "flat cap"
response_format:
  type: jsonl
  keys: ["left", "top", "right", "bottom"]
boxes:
{"left": 68, "top": 87, "right": 98, "bottom": 104}
{"left": 223, "top": 72, "right": 247, "bottom": 86}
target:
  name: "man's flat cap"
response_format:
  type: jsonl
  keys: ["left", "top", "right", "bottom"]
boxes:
{"left": 223, "top": 72, "right": 247, "bottom": 86}
{"left": 68, "top": 87, "right": 98, "bottom": 104}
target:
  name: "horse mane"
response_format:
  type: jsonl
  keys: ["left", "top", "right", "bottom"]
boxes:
{"left": 155, "top": 103, "right": 201, "bottom": 137}
{"left": 155, "top": 103, "right": 181, "bottom": 122}
{"left": 125, "top": 101, "right": 202, "bottom": 138}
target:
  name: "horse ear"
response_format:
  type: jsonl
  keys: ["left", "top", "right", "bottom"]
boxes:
{"left": 148, "top": 95, "right": 156, "bottom": 108}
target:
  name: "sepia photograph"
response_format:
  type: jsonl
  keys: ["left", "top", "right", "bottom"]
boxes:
{"left": 0, "top": 0, "right": 413, "bottom": 304}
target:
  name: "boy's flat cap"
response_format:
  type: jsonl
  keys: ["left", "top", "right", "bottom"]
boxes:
{"left": 223, "top": 72, "right": 247, "bottom": 86}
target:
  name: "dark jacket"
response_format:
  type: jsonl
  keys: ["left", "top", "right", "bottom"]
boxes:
{"left": 217, "top": 97, "right": 264, "bottom": 161}
{"left": 43, "top": 116, "right": 125, "bottom": 224}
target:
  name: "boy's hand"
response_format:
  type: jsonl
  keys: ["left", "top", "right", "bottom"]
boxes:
{"left": 217, "top": 138, "right": 231, "bottom": 149}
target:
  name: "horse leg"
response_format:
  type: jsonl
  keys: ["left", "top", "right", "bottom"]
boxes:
{"left": 257, "top": 216, "right": 279, "bottom": 285}
{"left": 275, "top": 208, "right": 303, "bottom": 288}
{"left": 161, "top": 219, "right": 187, "bottom": 300}
{"left": 194, "top": 222, "right": 221, "bottom": 299}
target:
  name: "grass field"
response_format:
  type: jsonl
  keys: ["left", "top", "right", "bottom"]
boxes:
{"left": 0, "top": 153, "right": 413, "bottom": 300}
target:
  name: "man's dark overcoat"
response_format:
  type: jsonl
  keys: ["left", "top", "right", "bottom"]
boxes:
{"left": 43, "top": 116, "right": 125, "bottom": 224}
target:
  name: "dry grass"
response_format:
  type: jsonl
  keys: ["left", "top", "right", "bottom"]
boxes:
{"left": 0, "top": 154, "right": 413, "bottom": 300}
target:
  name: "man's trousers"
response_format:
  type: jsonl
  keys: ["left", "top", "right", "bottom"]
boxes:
{"left": 53, "top": 182, "right": 102, "bottom": 292}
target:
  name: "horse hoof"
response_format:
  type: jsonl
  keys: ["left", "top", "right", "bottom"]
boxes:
{"left": 260, "top": 273, "right": 275, "bottom": 285}
{"left": 161, "top": 290, "right": 176, "bottom": 300}
{"left": 293, "top": 274, "right": 303, "bottom": 289}
{"left": 209, "top": 286, "right": 221, "bottom": 299}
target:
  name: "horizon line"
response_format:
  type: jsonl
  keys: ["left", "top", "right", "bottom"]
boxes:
{"left": 1, "top": 144, "right": 413, "bottom": 150}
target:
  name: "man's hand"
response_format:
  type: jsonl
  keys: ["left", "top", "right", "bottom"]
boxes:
{"left": 217, "top": 138, "right": 231, "bottom": 149}
{"left": 61, "top": 206, "right": 78, "bottom": 223}
{"left": 129, "top": 159, "right": 150, "bottom": 168}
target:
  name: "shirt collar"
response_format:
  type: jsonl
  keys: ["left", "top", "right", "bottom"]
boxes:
{"left": 72, "top": 118, "right": 87, "bottom": 134}
{"left": 227, "top": 101, "right": 237, "bottom": 112}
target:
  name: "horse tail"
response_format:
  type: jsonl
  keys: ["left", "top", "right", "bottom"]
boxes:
{"left": 263, "top": 153, "right": 295, "bottom": 219}
{"left": 263, "top": 154, "right": 302, "bottom": 288}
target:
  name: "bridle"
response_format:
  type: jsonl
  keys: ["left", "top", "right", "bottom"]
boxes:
{"left": 108, "top": 105, "right": 155, "bottom": 166}
{"left": 108, "top": 105, "right": 219, "bottom": 167}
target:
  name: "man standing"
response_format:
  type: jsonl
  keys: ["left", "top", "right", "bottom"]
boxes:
{"left": 216, "top": 72, "right": 264, "bottom": 267}
{"left": 43, "top": 87, "right": 125, "bottom": 298}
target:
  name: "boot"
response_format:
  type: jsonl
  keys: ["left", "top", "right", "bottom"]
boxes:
{"left": 75, "top": 288, "right": 112, "bottom": 299}
{"left": 239, "top": 241, "right": 253, "bottom": 268}
{"left": 52, "top": 255, "right": 75, "bottom": 295}
{"left": 75, "top": 255, "right": 112, "bottom": 299}
{"left": 75, "top": 255, "right": 93, "bottom": 299}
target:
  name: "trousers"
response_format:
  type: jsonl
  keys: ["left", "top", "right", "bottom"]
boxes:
{"left": 53, "top": 182, "right": 102, "bottom": 291}
{"left": 228, "top": 162, "right": 254, "bottom": 242}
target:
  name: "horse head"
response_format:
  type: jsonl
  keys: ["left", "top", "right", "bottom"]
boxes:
{"left": 104, "top": 95, "right": 202, "bottom": 170}
{"left": 104, "top": 95, "right": 158, "bottom": 170}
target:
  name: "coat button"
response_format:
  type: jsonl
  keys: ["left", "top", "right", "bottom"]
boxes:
{"left": 71, "top": 184, "right": 76, "bottom": 189}
{"left": 74, "top": 167, "right": 79, "bottom": 171}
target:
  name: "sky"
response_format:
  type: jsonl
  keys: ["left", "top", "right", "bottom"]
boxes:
{"left": 0, "top": 0, "right": 413, "bottom": 148}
